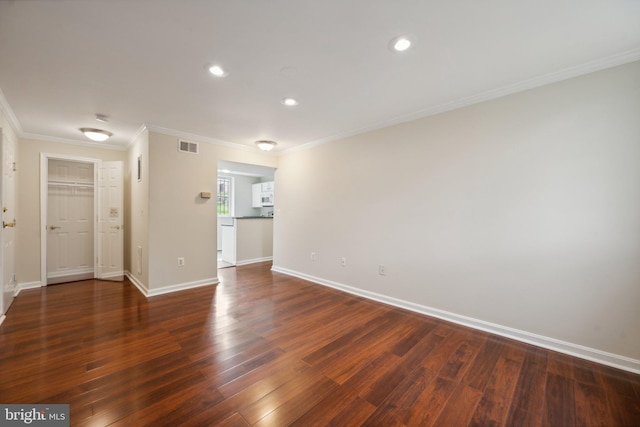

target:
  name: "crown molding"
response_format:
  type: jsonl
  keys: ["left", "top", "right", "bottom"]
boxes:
{"left": 0, "top": 89, "right": 24, "bottom": 135}
{"left": 21, "top": 132, "right": 127, "bottom": 151}
{"left": 127, "top": 124, "right": 149, "bottom": 148}
{"left": 144, "top": 124, "right": 261, "bottom": 153}
{"left": 282, "top": 49, "right": 640, "bottom": 156}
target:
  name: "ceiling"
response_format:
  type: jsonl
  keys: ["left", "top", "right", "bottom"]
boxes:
{"left": 0, "top": 1, "right": 639, "bottom": 152}
{"left": 218, "top": 160, "right": 275, "bottom": 178}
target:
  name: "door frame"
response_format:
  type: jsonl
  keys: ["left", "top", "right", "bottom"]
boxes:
{"left": 40, "top": 153, "right": 101, "bottom": 287}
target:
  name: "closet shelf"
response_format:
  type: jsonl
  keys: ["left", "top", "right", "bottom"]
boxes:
{"left": 48, "top": 180, "right": 94, "bottom": 188}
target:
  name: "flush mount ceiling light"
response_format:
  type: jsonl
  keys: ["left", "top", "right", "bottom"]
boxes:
{"left": 389, "top": 36, "right": 412, "bottom": 52}
{"left": 281, "top": 97, "right": 298, "bottom": 107}
{"left": 255, "top": 140, "right": 277, "bottom": 151}
{"left": 208, "top": 64, "right": 227, "bottom": 77}
{"left": 80, "top": 128, "right": 112, "bottom": 142}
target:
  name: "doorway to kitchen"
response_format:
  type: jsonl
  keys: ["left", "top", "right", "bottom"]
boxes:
{"left": 217, "top": 160, "right": 276, "bottom": 269}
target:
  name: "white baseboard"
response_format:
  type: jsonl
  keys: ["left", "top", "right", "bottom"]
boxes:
{"left": 17, "top": 281, "right": 44, "bottom": 296}
{"left": 271, "top": 265, "right": 640, "bottom": 375}
{"left": 125, "top": 272, "right": 218, "bottom": 297}
{"left": 47, "top": 267, "right": 93, "bottom": 279}
{"left": 236, "top": 256, "right": 273, "bottom": 266}
{"left": 0, "top": 314, "right": 5, "bottom": 326}
{"left": 99, "top": 271, "right": 125, "bottom": 280}
{"left": 125, "top": 272, "right": 148, "bottom": 296}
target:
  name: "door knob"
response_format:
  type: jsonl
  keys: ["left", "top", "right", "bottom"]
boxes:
{"left": 49, "top": 225, "right": 61, "bottom": 230}
{"left": 111, "top": 225, "right": 121, "bottom": 230}
{"left": 3, "top": 221, "right": 15, "bottom": 228}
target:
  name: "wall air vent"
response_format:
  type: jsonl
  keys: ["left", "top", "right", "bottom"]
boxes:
{"left": 178, "top": 140, "right": 199, "bottom": 154}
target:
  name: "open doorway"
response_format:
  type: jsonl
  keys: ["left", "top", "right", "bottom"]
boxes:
{"left": 40, "top": 154, "right": 125, "bottom": 285}
{"left": 217, "top": 160, "right": 276, "bottom": 268}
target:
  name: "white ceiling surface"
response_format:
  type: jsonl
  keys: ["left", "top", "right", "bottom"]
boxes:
{"left": 0, "top": 1, "right": 639, "bottom": 152}
{"left": 218, "top": 160, "right": 275, "bottom": 178}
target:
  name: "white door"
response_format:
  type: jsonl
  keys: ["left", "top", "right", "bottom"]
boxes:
{"left": 1, "top": 129, "right": 17, "bottom": 316}
{"left": 96, "top": 161, "right": 124, "bottom": 280}
{"left": 46, "top": 160, "right": 95, "bottom": 284}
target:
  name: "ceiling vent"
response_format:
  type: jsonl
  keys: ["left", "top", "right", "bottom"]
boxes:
{"left": 178, "top": 140, "right": 199, "bottom": 154}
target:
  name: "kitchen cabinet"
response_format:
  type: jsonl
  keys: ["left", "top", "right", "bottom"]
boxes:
{"left": 252, "top": 181, "right": 274, "bottom": 207}
{"left": 251, "top": 183, "right": 262, "bottom": 208}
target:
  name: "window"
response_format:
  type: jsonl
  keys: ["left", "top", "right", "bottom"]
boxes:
{"left": 217, "top": 177, "right": 232, "bottom": 216}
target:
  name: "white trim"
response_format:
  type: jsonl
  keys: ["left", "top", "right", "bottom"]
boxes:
{"left": 282, "top": 50, "right": 640, "bottom": 156}
{"left": 125, "top": 272, "right": 218, "bottom": 297}
{"left": 21, "top": 132, "right": 126, "bottom": 151}
{"left": 17, "top": 281, "right": 43, "bottom": 295}
{"left": 99, "top": 271, "right": 125, "bottom": 279}
{"left": 146, "top": 277, "right": 219, "bottom": 297}
{"left": 47, "top": 267, "right": 94, "bottom": 279}
{"left": 125, "top": 272, "right": 148, "bottom": 296}
{"left": 127, "top": 124, "right": 148, "bottom": 148}
{"left": 0, "top": 314, "right": 5, "bottom": 326}
{"left": 145, "top": 124, "right": 276, "bottom": 154}
{"left": 236, "top": 257, "right": 273, "bottom": 266}
{"left": 0, "top": 89, "right": 23, "bottom": 135}
{"left": 40, "top": 153, "right": 102, "bottom": 288}
{"left": 271, "top": 265, "right": 640, "bottom": 375}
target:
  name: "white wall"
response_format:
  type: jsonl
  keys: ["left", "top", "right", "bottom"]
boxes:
{"left": 126, "top": 129, "right": 149, "bottom": 288}
{"left": 144, "top": 131, "right": 277, "bottom": 293}
{"left": 273, "top": 61, "right": 640, "bottom": 368}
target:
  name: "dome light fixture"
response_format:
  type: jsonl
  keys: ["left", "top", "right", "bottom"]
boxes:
{"left": 80, "top": 128, "right": 112, "bottom": 142}
{"left": 208, "top": 64, "right": 227, "bottom": 77}
{"left": 255, "top": 140, "right": 277, "bottom": 151}
{"left": 389, "top": 36, "right": 412, "bottom": 52}
{"left": 281, "top": 97, "right": 298, "bottom": 107}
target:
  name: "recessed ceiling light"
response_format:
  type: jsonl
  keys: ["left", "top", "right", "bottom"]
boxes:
{"left": 255, "top": 140, "right": 277, "bottom": 151}
{"left": 80, "top": 128, "right": 112, "bottom": 142}
{"left": 389, "top": 36, "right": 412, "bottom": 52}
{"left": 281, "top": 97, "right": 298, "bottom": 107}
{"left": 208, "top": 64, "right": 227, "bottom": 77}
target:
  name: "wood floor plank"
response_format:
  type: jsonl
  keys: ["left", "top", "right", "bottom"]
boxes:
{"left": 360, "top": 328, "right": 445, "bottom": 407}
{"left": 462, "top": 337, "right": 506, "bottom": 391}
{"left": 404, "top": 376, "right": 458, "bottom": 426}
{"left": 542, "top": 372, "right": 576, "bottom": 427}
{"left": 326, "top": 396, "right": 377, "bottom": 427}
{"left": 469, "top": 345, "right": 526, "bottom": 427}
{"left": 574, "top": 381, "right": 614, "bottom": 427}
{"left": 290, "top": 351, "right": 400, "bottom": 426}
{"left": 362, "top": 366, "right": 437, "bottom": 426}
{"left": 433, "top": 383, "right": 483, "bottom": 427}
{"left": 0, "top": 264, "right": 638, "bottom": 426}
{"left": 505, "top": 346, "right": 549, "bottom": 427}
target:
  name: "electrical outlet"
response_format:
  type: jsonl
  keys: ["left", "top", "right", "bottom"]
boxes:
{"left": 311, "top": 252, "right": 317, "bottom": 261}
{"left": 379, "top": 265, "right": 386, "bottom": 276}
{"left": 177, "top": 257, "right": 185, "bottom": 267}
{"left": 340, "top": 257, "right": 346, "bottom": 267}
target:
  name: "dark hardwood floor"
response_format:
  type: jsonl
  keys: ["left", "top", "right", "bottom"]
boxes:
{"left": 1, "top": 262, "right": 639, "bottom": 426}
